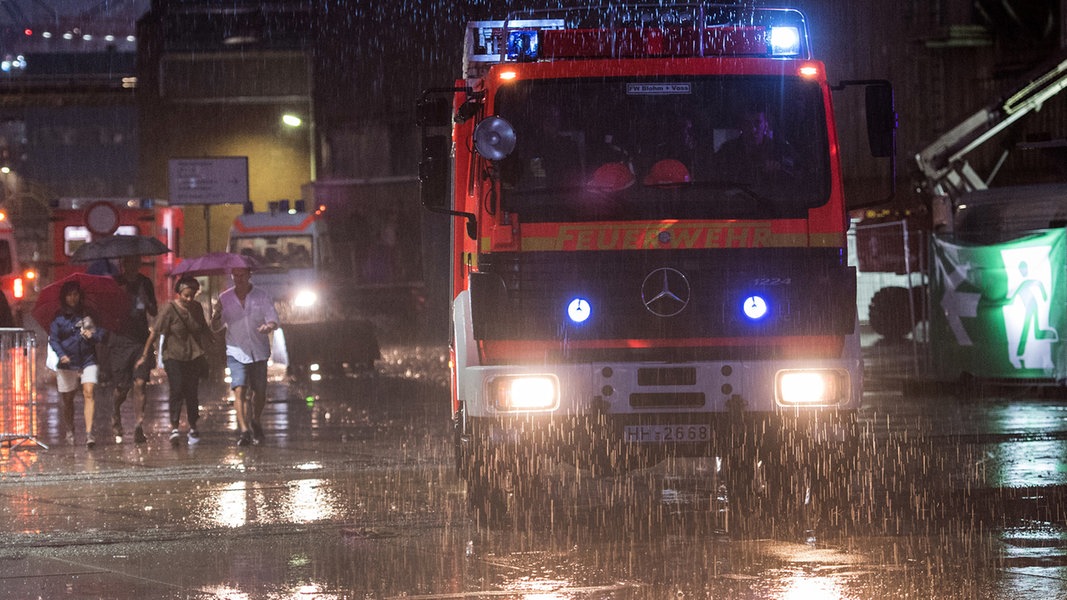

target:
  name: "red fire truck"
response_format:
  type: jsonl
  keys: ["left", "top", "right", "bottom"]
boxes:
{"left": 419, "top": 5, "right": 896, "bottom": 524}
{"left": 49, "top": 198, "right": 183, "bottom": 306}
{"left": 0, "top": 209, "right": 32, "bottom": 323}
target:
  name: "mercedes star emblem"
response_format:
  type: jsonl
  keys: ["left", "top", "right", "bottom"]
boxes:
{"left": 641, "top": 267, "right": 691, "bottom": 317}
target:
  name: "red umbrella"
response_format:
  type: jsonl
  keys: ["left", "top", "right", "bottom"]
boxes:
{"left": 32, "top": 273, "right": 132, "bottom": 332}
{"left": 170, "top": 252, "right": 260, "bottom": 277}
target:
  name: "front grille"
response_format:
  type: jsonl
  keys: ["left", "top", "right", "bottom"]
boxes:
{"left": 473, "top": 247, "right": 854, "bottom": 341}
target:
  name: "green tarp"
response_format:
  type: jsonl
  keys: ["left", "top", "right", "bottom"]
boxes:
{"left": 930, "top": 229, "right": 1066, "bottom": 380}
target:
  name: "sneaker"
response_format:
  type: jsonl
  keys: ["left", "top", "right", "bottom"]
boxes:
{"left": 65, "top": 432, "right": 75, "bottom": 445}
{"left": 251, "top": 420, "right": 265, "bottom": 445}
{"left": 114, "top": 434, "right": 123, "bottom": 444}
{"left": 236, "top": 431, "right": 252, "bottom": 447}
{"left": 169, "top": 429, "right": 181, "bottom": 445}
{"left": 134, "top": 425, "right": 147, "bottom": 444}
{"left": 188, "top": 428, "right": 200, "bottom": 443}
{"left": 86, "top": 435, "right": 96, "bottom": 449}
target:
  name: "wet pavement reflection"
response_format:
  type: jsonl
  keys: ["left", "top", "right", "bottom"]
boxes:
{"left": 1, "top": 344, "right": 1066, "bottom": 598}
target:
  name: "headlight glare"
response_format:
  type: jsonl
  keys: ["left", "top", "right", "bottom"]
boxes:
{"left": 776, "top": 369, "right": 846, "bottom": 406}
{"left": 490, "top": 375, "right": 558, "bottom": 412}
{"left": 293, "top": 288, "right": 318, "bottom": 308}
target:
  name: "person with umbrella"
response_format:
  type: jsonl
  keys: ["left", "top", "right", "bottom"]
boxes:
{"left": 48, "top": 279, "right": 108, "bottom": 448}
{"left": 107, "top": 255, "right": 158, "bottom": 444}
{"left": 136, "top": 276, "right": 210, "bottom": 445}
{"left": 68, "top": 234, "right": 171, "bottom": 443}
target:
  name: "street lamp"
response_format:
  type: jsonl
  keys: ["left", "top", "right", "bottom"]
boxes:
{"left": 282, "top": 113, "right": 302, "bottom": 127}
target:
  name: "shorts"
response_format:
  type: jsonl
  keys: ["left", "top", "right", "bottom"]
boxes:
{"left": 107, "top": 336, "right": 153, "bottom": 388}
{"left": 227, "top": 356, "right": 267, "bottom": 391}
{"left": 56, "top": 364, "right": 99, "bottom": 393}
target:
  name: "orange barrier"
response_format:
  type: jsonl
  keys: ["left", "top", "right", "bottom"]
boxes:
{"left": 0, "top": 328, "right": 46, "bottom": 449}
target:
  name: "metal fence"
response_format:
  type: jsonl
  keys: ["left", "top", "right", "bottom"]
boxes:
{"left": 0, "top": 328, "right": 46, "bottom": 449}
{"left": 849, "top": 219, "right": 930, "bottom": 388}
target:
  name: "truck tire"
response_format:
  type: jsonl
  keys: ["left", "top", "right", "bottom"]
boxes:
{"left": 868, "top": 286, "right": 924, "bottom": 340}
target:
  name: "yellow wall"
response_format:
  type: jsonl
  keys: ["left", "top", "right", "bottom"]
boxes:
{"left": 139, "top": 102, "right": 313, "bottom": 256}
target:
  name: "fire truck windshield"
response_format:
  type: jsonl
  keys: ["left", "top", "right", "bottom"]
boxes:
{"left": 494, "top": 75, "right": 830, "bottom": 222}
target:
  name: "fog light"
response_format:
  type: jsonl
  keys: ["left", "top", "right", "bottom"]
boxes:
{"left": 776, "top": 369, "right": 845, "bottom": 405}
{"left": 489, "top": 374, "right": 559, "bottom": 412}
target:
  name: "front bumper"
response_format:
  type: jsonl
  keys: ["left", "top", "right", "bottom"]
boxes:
{"left": 462, "top": 406, "right": 857, "bottom": 474}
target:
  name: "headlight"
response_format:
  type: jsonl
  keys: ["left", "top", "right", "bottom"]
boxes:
{"left": 488, "top": 374, "right": 559, "bottom": 412}
{"left": 776, "top": 369, "right": 848, "bottom": 406}
{"left": 293, "top": 288, "right": 318, "bottom": 308}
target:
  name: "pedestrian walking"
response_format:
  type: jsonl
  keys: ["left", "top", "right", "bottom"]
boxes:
{"left": 48, "top": 280, "right": 107, "bottom": 448}
{"left": 137, "top": 276, "right": 209, "bottom": 445}
{"left": 107, "top": 255, "right": 158, "bottom": 444}
{"left": 211, "top": 267, "right": 278, "bottom": 446}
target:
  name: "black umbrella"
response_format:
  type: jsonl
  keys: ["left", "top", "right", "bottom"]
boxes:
{"left": 71, "top": 235, "right": 171, "bottom": 263}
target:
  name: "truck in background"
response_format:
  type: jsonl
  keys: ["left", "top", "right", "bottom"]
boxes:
{"left": 419, "top": 5, "right": 896, "bottom": 526}
{"left": 0, "top": 209, "right": 32, "bottom": 324}
{"left": 48, "top": 197, "right": 183, "bottom": 311}
{"left": 227, "top": 197, "right": 388, "bottom": 377}
{"left": 857, "top": 53, "right": 1067, "bottom": 341}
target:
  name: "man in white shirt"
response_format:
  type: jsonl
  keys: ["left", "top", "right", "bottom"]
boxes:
{"left": 211, "top": 267, "right": 279, "bottom": 446}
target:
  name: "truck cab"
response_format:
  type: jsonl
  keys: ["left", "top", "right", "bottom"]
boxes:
{"left": 0, "top": 210, "right": 27, "bottom": 323}
{"left": 420, "top": 4, "right": 895, "bottom": 527}
{"left": 228, "top": 201, "right": 379, "bottom": 377}
{"left": 229, "top": 203, "right": 324, "bottom": 326}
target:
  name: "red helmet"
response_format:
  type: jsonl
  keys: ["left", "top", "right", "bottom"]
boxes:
{"left": 643, "top": 159, "right": 691, "bottom": 186}
{"left": 587, "top": 162, "right": 636, "bottom": 192}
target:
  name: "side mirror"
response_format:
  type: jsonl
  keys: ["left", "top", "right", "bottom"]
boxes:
{"left": 866, "top": 84, "right": 897, "bottom": 158}
{"left": 419, "top": 134, "right": 450, "bottom": 210}
{"left": 832, "top": 78, "right": 898, "bottom": 206}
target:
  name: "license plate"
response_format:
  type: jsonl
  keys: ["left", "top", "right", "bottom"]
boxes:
{"left": 623, "top": 424, "right": 711, "bottom": 443}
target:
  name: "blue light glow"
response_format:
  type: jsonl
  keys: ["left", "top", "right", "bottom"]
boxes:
{"left": 567, "top": 297, "right": 591, "bottom": 323}
{"left": 506, "top": 30, "right": 540, "bottom": 61}
{"left": 742, "top": 295, "right": 768, "bottom": 320}
{"left": 769, "top": 26, "right": 801, "bottom": 56}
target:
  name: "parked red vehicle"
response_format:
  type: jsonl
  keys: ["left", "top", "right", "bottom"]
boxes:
{"left": 48, "top": 197, "right": 183, "bottom": 309}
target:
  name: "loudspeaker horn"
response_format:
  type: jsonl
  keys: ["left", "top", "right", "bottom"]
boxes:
{"left": 474, "top": 116, "right": 517, "bottom": 161}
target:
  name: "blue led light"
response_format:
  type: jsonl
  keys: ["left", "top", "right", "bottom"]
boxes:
{"left": 742, "top": 295, "right": 768, "bottom": 320}
{"left": 567, "top": 297, "right": 591, "bottom": 323}
{"left": 506, "top": 30, "right": 540, "bottom": 61}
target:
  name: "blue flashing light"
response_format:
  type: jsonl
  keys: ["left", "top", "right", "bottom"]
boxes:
{"left": 567, "top": 297, "right": 591, "bottom": 324}
{"left": 769, "top": 26, "right": 801, "bottom": 56}
{"left": 742, "top": 295, "right": 769, "bottom": 320}
{"left": 507, "top": 30, "right": 540, "bottom": 61}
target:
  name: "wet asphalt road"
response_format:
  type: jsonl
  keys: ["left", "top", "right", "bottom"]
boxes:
{"left": 2, "top": 344, "right": 1067, "bottom": 598}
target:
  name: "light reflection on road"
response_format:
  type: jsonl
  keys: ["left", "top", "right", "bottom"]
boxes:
{"left": 197, "top": 478, "right": 341, "bottom": 528}
{"left": 984, "top": 402, "right": 1067, "bottom": 488}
